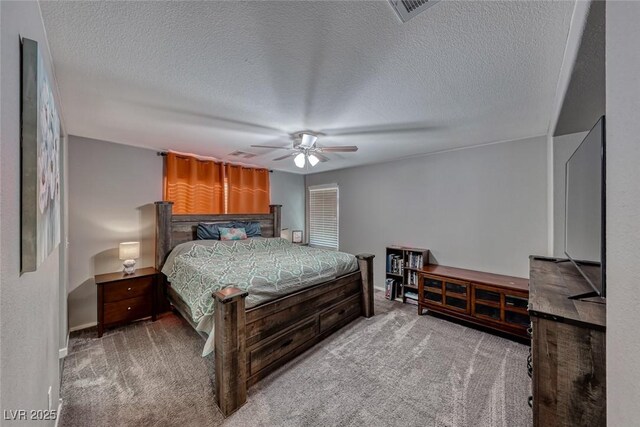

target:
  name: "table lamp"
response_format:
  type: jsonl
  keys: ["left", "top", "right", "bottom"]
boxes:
{"left": 119, "top": 242, "right": 140, "bottom": 274}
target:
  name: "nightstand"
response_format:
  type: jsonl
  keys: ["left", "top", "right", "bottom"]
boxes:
{"left": 95, "top": 267, "right": 158, "bottom": 337}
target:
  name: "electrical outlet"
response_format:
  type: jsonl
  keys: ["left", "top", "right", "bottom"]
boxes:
{"left": 47, "top": 386, "right": 52, "bottom": 411}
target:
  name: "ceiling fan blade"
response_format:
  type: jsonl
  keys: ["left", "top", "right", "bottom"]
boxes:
{"left": 321, "top": 123, "right": 442, "bottom": 137}
{"left": 133, "top": 103, "right": 288, "bottom": 136}
{"left": 273, "top": 153, "right": 296, "bottom": 161}
{"left": 251, "top": 144, "right": 292, "bottom": 150}
{"left": 318, "top": 146, "right": 359, "bottom": 153}
{"left": 312, "top": 152, "right": 330, "bottom": 162}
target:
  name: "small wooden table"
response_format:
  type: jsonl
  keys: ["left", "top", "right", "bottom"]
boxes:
{"left": 95, "top": 267, "right": 158, "bottom": 337}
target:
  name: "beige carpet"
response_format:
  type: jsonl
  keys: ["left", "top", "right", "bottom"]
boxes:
{"left": 60, "top": 293, "right": 531, "bottom": 426}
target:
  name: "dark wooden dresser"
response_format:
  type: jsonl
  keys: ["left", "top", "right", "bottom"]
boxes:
{"left": 529, "top": 256, "right": 606, "bottom": 426}
{"left": 95, "top": 267, "right": 158, "bottom": 337}
{"left": 418, "top": 265, "right": 530, "bottom": 339}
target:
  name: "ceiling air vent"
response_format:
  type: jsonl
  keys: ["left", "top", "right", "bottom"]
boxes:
{"left": 388, "top": 0, "right": 439, "bottom": 23}
{"left": 229, "top": 151, "right": 256, "bottom": 159}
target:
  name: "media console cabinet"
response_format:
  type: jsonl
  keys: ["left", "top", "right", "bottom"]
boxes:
{"left": 528, "top": 256, "right": 606, "bottom": 426}
{"left": 418, "top": 264, "right": 530, "bottom": 339}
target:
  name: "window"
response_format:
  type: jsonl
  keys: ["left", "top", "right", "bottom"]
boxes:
{"left": 308, "top": 185, "right": 339, "bottom": 250}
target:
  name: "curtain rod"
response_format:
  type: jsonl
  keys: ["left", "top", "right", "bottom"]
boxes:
{"left": 157, "top": 151, "right": 273, "bottom": 173}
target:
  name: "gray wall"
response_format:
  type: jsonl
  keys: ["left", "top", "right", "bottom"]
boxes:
{"left": 270, "top": 170, "right": 305, "bottom": 234}
{"left": 606, "top": 1, "right": 640, "bottom": 424}
{"left": 67, "top": 137, "right": 306, "bottom": 329}
{"left": 67, "top": 136, "right": 163, "bottom": 329}
{"left": 553, "top": 131, "right": 587, "bottom": 257}
{"left": 305, "top": 136, "right": 548, "bottom": 287}
{"left": 1, "top": 1, "right": 63, "bottom": 422}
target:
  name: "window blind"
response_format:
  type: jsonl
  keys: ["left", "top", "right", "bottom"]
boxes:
{"left": 308, "top": 185, "right": 339, "bottom": 250}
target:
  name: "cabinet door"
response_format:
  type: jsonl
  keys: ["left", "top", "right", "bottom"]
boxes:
{"left": 419, "top": 274, "right": 443, "bottom": 305}
{"left": 444, "top": 295, "right": 469, "bottom": 312}
{"left": 474, "top": 287, "right": 501, "bottom": 305}
{"left": 442, "top": 278, "right": 469, "bottom": 313}
{"left": 472, "top": 283, "right": 503, "bottom": 321}
{"left": 505, "top": 294, "right": 529, "bottom": 310}
{"left": 505, "top": 310, "right": 530, "bottom": 328}
{"left": 474, "top": 302, "right": 501, "bottom": 321}
{"left": 503, "top": 290, "right": 529, "bottom": 328}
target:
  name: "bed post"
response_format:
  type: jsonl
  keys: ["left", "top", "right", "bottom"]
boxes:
{"left": 269, "top": 204, "right": 282, "bottom": 238}
{"left": 213, "top": 287, "right": 249, "bottom": 417}
{"left": 356, "top": 254, "right": 375, "bottom": 318}
{"left": 155, "top": 201, "right": 173, "bottom": 270}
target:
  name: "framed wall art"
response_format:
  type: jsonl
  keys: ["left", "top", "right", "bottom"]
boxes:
{"left": 21, "top": 37, "right": 61, "bottom": 273}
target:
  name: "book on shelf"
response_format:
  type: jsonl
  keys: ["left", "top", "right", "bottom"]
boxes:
{"left": 385, "top": 278, "right": 398, "bottom": 301}
{"left": 404, "top": 291, "right": 418, "bottom": 300}
{"left": 406, "top": 252, "right": 424, "bottom": 270}
{"left": 404, "top": 271, "right": 418, "bottom": 286}
{"left": 386, "top": 254, "right": 403, "bottom": 275}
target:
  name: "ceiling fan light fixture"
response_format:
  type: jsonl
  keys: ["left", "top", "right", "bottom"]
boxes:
{"left": 300, "top": 133, "right": 318, "bottom": 148}
{"left": 307, "top": 154, "right": 320, "bottom": 166}
{"left": 294, "top": 152, "right": 306, "bottom": 168}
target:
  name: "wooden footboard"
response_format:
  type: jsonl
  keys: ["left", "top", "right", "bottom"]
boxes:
{"left": 213, "top": 254, "right": 375, "bottom": 417}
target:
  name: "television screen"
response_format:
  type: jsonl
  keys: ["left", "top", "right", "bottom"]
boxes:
{"left": 564, "top": 116, "right": 605, "bottom": 297}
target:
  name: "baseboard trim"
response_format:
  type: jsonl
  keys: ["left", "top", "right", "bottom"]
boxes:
{"left": 54, "top": 399, "right": 63, "bottom": 427}
{"left": 69, "top": 321, "right": 97, "bottom": 332}
{"left": 58, "top": 331, "right": 70, "bottom": 359}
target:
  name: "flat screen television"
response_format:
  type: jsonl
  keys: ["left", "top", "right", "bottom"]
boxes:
{"left": 564, "top": 116, "right": 606, "bottom": 299}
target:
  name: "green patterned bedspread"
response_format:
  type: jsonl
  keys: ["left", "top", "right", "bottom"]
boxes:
{"left": 162, "top": 238, "right": 359, "bottom": 325}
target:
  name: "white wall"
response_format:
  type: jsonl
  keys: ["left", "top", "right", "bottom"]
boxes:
{"left": 545, "top": 0, "right": 591, "bottom": 257}
{"left": 305, "top": 136, "right": 548, "bottom": 287}
{"left": 606, "top": 2, "right": 640, "bottom": 424}
{"left": 67, "top": 137, "right": 306, "bottom": 329}
{"left": 553, "top": 131, "right": 587, "bottom": 257}
{"left": 0, "top": 1, "right": 64, "bottom": 422}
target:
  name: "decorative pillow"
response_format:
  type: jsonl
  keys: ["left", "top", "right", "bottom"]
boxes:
{"left": 196, "top": 222, "right": 234, "bottom": 240}
{"left": 219, "top": 227, "right": 248, "bottom": 241}
{"left": 232, "top": 221, "right": 262, "bottom": 237}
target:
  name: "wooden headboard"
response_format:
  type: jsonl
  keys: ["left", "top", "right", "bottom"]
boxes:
{"left": 154, "top": 201, "right": 282, "bottom": 270}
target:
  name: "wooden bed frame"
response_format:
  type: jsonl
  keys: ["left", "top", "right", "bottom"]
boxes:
{"left": 154, "top": 201, "right": 375, "bottom": 416}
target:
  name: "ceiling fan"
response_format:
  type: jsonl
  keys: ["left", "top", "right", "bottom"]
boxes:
{"left": 251, "top": 131, "right": 358, "bottom": 168}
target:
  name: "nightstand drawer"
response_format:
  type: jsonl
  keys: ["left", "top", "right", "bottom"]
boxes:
{"left": 104, "top": 296, "right": 152, "bottom": 325}
{"left": 104, "top": 277, "right": 153, "bottom": 303}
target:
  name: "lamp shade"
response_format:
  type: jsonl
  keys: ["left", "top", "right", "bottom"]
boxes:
{"left": 300, "top": 133, "right": 318, "bottom": 148}
{"left": 294, "top": 153, "right": 306, "bottom": 168}
{"left": 119, "top": 242, "right": 140, "bottom": 260}
{"left": 307, "top": 154, "right": 320, "bottom": 166}
{"left": 280, "top": 228, "right": 291, "bottom": 241}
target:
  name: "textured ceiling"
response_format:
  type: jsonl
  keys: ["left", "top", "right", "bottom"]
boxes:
{"left": 40, "top": 0, "right": 574, "bottom": 173}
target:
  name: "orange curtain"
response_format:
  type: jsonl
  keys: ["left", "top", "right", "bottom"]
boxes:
{"left": 163, "top": 152, "right": 225, "bottom": 214}
{"left": 226, "top": 164, "right": 270, "bottom": 214}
